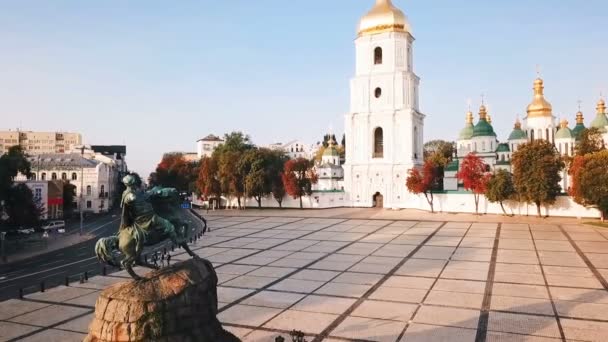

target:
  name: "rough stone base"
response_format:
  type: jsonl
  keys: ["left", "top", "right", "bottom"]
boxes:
{"left": 84, "top": 258, "right": 240, "bottom": 342}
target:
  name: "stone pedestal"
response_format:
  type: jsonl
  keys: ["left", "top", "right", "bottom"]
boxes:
{"left": 85, "top": 258, "right": 239, "bottom": 342}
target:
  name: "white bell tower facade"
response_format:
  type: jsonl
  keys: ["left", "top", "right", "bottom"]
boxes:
{"left": 344, "top": 0, "right": 424, "bottom": 208}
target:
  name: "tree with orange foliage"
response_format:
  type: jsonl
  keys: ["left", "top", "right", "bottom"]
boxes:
{"left": 196, "top": 156, "right": 221, "bottom": 209}
{"left": 281, "top": 158, "right": 318, "bottom": 209}
{"left": 569, "top": 150, "right": 608, "bottom": 221}
{"left": 406, "top": 159, "right": 441, "bottom": 213}
{"left": 457, "top": 153, "right": 490, "bottom": 214}
{"left": 153, "top": 153, "right": 198, "bottom": 192}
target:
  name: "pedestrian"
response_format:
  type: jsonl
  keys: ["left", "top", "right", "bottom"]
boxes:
{"left": 166, "top": 254, "right": 171, "bottom": 265}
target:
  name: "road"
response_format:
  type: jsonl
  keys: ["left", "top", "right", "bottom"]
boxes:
{"left": 0, "top": 209, "right": 205, "bottom": 301}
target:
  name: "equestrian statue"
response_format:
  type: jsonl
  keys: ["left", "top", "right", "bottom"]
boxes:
{"left": 95, "top": 174, "right": 205, "bottom": 280}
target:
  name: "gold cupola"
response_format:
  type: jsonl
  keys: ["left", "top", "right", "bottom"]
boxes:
{"left": 466, "top": 110, "right": 474, "bottom": 124}
{"left": 597, "top": 97, "right": 606, "bottom": 114}
{"left": 576, "top": 110, "right": 584, "bottom": 124}
{"left": 526, "top": 78, "right": 553, "bottom": 118}
{"left": 358, "top": 0, "right": 411, "bottom": 37}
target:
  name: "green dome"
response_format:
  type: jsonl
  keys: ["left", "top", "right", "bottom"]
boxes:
{"left": 459, "top": 123, "right": 474, "bottom": 140}
{"left": 508, "top": 128, "right": 526, "bottom": 140}
{"left": 555, "top": 126, "right": 574, "bottom": 139}
{"left": 323, "top": 145, "right": 339, "bottom": 157}
{"left": 572, "top": 123, "right": 585, "bottom": 140}
{"left": 495, "top": 143, "right": 510, "bottom": 153}
{"left": 472, "top": 119, "right": 497, "bottom": 137}
{"left": 590, "top": 113, "right": 608, "bottom": 133}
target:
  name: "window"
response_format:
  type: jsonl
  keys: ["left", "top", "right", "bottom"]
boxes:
{"left": 61, "top": 172, "right": 67, "bottom": 180}
{"left": 34, "top": 188, "right": 42, "bottom": 200}
{"left": 51, "top": 172, "right": 57, "bottom": 180}
{"left": 86, "top": 201, "right": 92, "bottom": 209}
{"left": 31, "top": 173, "right": 36, "bottom": 180}
{"left": 373, "top": 127, "right": 383, "bottom": 158}
{"left": 530, "top": 130, "right": 535, "bottom": 141}
{"left": 100, "top": 185, "right": 105, "bottom": 196}
{"left": 71, "top": 173, "right": 77, "bottom": 180}
{"left": 482, "top": 141, "right": 486, "bottom": 151}
{"left": 374, "top": 47, "right": 383, "bottom": 65}
{"left": 41, "top": 172, "right": 46, "bottom": 180}
{"left": 86, "top": 185, "right": 92, "bottom": 196}
{"left": 374, "top": 87, "right": 382, "bottom": 98}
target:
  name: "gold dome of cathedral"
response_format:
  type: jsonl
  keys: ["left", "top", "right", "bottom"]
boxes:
{"left": 358, "top": 0, "right": 411, "bottom": 37}
{"left": 526, "top": 78, "right": 553, "bottom": 118}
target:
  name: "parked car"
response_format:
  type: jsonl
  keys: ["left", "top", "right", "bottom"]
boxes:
{"left": 17, "top": 228, "right": 35, "bottom": 235}
{"left": 58, "top": 228, "right": 66, "bottom": 233}
{"left": 41, "top": 220, "right": 66, "bottom": 232}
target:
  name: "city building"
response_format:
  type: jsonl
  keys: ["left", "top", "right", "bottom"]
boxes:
{"left": 0, "top": 130, "right": 82, "bottom": 155}
{"left": 314, "top": 140, "right": 344, "bottom": 191}
{"left": 196, "top": 135, "right": 224, "bottom": 159}
{"left": 269, "top": 140, "right": 314, "bottom": 159}
{"left": 18, "top": 181, "right": 64, "bottom": 220}
{"left": 344, "top": 0, "right": 424, "bottom": 208}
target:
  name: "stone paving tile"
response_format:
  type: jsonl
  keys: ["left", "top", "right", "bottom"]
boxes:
{"left": 494, "top": 271, "right": 545, "bottom": 285}
{"left": 331, "top": 316, "right": 406, "bottom": 342}
{"left": 401, "top": 323, "right": 477, "bottom": 342}
{"left": 0, "top": 299, "right": 50, "bottom": 320}
{"left": 351, "top": 300, "right": 417, "bottom": 321}
{"left": 218, "top": 304, "right": 282, "bottom": 326}
{"left": 490, "top": 295, "right": 555, "bottom": 315}
{"left": 289, "top": 269, "right": 339, "bottom": 282}
{"left": 395, "top": 258, "right": 447, "bottom": 277}
{"left": 224, "top": 326, "right": 253, "bottom": 339}
{"left": 315, "top": 282, "right": 372, "bottom": 298}
{"left": 24, "top": 285, "right": 97, "bottom": 303}
{"left": 222, "top": 275, "right": 278, "bottom": 289}
{"left": 0, "top": 321, "right": 40, "bottom": 341}
{"left": 496, "top": 250, "right": 539, "bottom": 264}
{"left": 292, "top": 295, "right": 357, "bottom": 314}
{"left": 487, "top": 312, "right": 561, "bottom": 339}
{"left": 332, "top": 272, "right": 383, "bottom": 286}
{"left": 370, "top": 285, "right": 428, "bottom": 303}
{"left": 554, "top": 301, "right": 608, "bottom": 320}
{"left": 18, "top": 328, "right": 86, "bottom": 342}
{"left": 263, "top": 309, "right": 338, "bottom": 334}
{"left": 587, "top": 253, "right": 608, "bottom": 268}
{"left": 348, "top": 261, "right": 395, "bottom": 274}
{"left": 451, "top": 247, "right": 493, "bottom": 262}
{"left": 373, "top": 244, "right": 416, "bottom": 257}
{"left": 382, "top": 276, "right": 435, "bottom": 290}
{"left": 218, "top": 286, "right": 254, "bottom": 302}
{"left": 545, "top": 274, "right": 604, "bottom": 289}
{"left": 413, "top": 246, "right": 456, "bottom": 259}
{"left": 247, "top": 266, "right": 296, "bottom": 278}
{"left": 549, "top": 287, "right": 608, "bottom": 303}
{"left": 242, "top": 291, "right": 306, "bottom": 309}
{"left": 412, "top": 306, "right": 480, "bottom": 329}
{"left": 486, "top": 331, "right": 562, "bottom": 341}
{"left": 433, "top": 279, "right": 486, "bottom": 294}
{"left": 492, "top": 283, "right": 549, "bottom": 299}
{"left": 560, "top": 317, "right": 608, "bottom": 342}
{"left": 425, "top": 290, "right": 484, "bottom": 309}
{"left": 9, "top": 304, "right": 91, "bottom": 327}
{"left": 54, "top": 312, "right": 94, "bottom": 333}
{"left": 270, "top": 278, "right": 325, "bottom": 293}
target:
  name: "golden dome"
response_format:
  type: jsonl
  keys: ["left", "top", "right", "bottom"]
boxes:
{"left": 560, "top": 119, "right": 569, "bottom": 128}
{"left": 358, "top": 0, "right": 411, "bottom": 37}
{"left": 597, "top": 98, "right": 606, "bottom": 114}
{"left": 487, "top": 114, "right": 493, "bottom": 124}
{"left": 479, "top": 104, "right": 488, "bottom": 120}
{"left": 465, "top": 110, "right": 474, "bottom": 124}
{"left": 576, "top": 111, "right": 584, "bottom": 124}
{"left": 514, "top": 118, "right": 522, "bottom": 129}
{"left": 526, "top": 78, "right": 553, "bottom": 118}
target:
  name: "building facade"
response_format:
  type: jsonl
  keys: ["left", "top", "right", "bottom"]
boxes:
{"left": 269, "top": 140, "right": 314, "bottom": 160}
{"left": 344, "top": 0, "right": 424, "bottom": 208}
{"left": 196, "top": 135, "right": 224, "bottom": 159}
{"left": 0, "top": 130, "right": 82, "bottom": 155}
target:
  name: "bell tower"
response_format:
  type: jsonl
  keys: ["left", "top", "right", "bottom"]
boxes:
{"left": 344, "top": 0, "right": 425, "bottom": 208}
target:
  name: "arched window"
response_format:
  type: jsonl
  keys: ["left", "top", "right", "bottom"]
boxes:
{"left": 101, "top": 185, "right": 105, "bottom": 196}
{"left": 31, "top": 173, "right": 36, "bottom": 180}
{"left": 530, "top": 130, "right": 535, "bottom": 141}
{"left": 546, "top": 129, "right": 550, "bottom": 142}
{"left": 71, "top": 173, "right": 77, "bottom": 181}
{"left": 41, "top": 172, "right": 46, "bottom": 180}
{"left": 51, "top": 172, "right": 57, "bottom": 180}
{"left": 501, "top": 155, "right": 505, "bottom": 161}
{"left": 61, "top": 172, "right": 67, "bottom": 180}
{"left": 374, "top": 47, "right": 382, "bottom": 65}
{"left": 86, "top": 185, "right": 91, "bottom": 196}
{"left": 373, "top": 127, "right": 383, "bottom": 158}
{"left": 374, "top": 87, "right": 382, "bottom": 98}
{"left": 414, "top": 126, "right": 419, "bottom": 158}
{"left": 482, "top": 141, "right": 486, "bottom": 151}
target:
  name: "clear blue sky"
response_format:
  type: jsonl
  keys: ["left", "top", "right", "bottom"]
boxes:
{"left": 1, "top": 0, "right": 606, "bottom": 177}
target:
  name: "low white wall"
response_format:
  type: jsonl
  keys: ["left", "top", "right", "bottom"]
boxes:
{"left": 405, "top": 192, "right": 600, "bottom": 219}
{"left": 193, "top": 191, "right": 347, "bottom": 209}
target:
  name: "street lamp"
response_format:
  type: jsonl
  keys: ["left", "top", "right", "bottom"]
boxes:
{"left": 80, "top": 146, "right": 84, "bottom": 236}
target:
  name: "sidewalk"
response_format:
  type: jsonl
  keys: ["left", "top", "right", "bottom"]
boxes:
{"left": 199, "top": 207, "right": 601, "bottom": 225}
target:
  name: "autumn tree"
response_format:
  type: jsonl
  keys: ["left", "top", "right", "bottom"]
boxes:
{"left": 424, "top": 140, "right": 454, "bottom": 165}
{"left": 196, "top": 156, "right": 221, "bottom": 209}
{"left": 575, "top": 127, "right": 605, "bottom": 156}
{"left": 282, "top": 158, "right": 318, "bottom": 208}
{"left": 569, "top": 150, "right": 608, "bottom": 221}
{"left": 511, "top": 140, "right": 564, "bottom": 217}
{"left": 406, "top": 159, "right": 442, "bottom": 213}
{"left": 457, "top": 153, "right": 490, "bottom": 214}
{"left": 485, "top": 169, "right": 516, "bottom": 216}
{"left": 153, "top": 153, "right": 198, "bottom": 193}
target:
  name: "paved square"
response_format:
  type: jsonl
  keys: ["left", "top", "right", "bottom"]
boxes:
{"left": 1, "top": 213, "right": 608, "bottom": 342}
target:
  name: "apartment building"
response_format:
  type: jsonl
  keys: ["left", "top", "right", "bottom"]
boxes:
{"left": 0, "top": 130, "right": 82, "bottom": 155}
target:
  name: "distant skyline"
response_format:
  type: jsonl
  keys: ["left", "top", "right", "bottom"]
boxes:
{"left": 1, "top": 0, "right": 607, "bottom": 177}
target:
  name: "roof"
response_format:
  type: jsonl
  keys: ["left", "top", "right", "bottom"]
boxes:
{"left": 445, "top": 159, "right": 459, "bottom": 172}
{"left": 590, "top": 113, "right": 608, "bottom": 133}
{"left": 28, "top": 153, "right": 99, "bottom": 168}
{"left": 508, "top": 127, "right": 527, "bottom": 140}
{"left": 318, "top": 163, "right": 343, "bottom": 170}
{"left": 472, "top": 119, "right": 497, "bottom": 137}
{"left": 323, "top": 146, "right": 339, "bottom": 157}
{"left": 496, "top": 143, "right": 510, "bottom": 152}
{"left": 458, "top": 123, "right": 474, "bottom": 140}
{"left": 91, "top": 145, "right": 126, "bottom": 160}
{"left": 572, "top": 123, "right": 585, "bottom": 140}
{"left": 555, "top": 126, "right": 574, "bottom": 140}
{"left": 197, "top": 134, "right": 223, "bottom": 142}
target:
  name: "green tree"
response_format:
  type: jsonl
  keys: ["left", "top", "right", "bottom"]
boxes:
{"left": 241, "top": 148, "right": 287, "bottom": 208}
{"left": 511, "top": 140, "right": 564, "bottom": 217}
{"left": 214, "top": 131, "right": 254, "bottom": 155}
{"left": 485, "top": 169, "right": 516, "bottom": 216}
{"left": 575, "top": 127, "right": 605, "bottom": 156}
{"left": 424, "top": 140, "right": 454, "bottom": 165}
{"left": 4, "top": 183, "right": 43, "bottom": 227}
{"left": 569, "top": 150, "right": 608, "bottom": 221}
{"left": 62, "top": 181, "right": 77, "bottom": 218}
{"left": 0, "top": 146, "right": 31, "bottom": 209}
